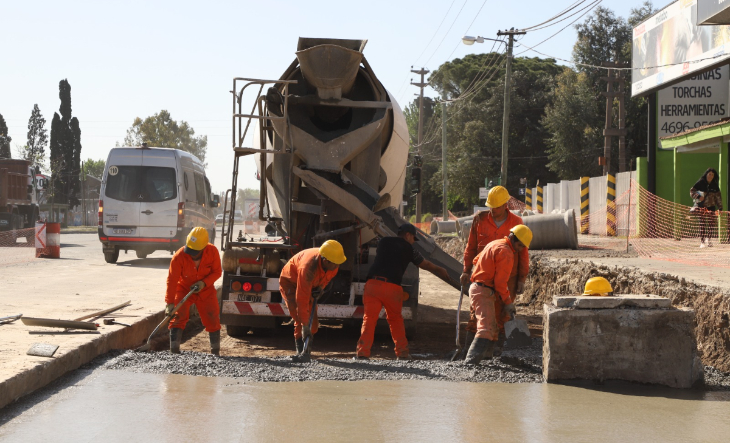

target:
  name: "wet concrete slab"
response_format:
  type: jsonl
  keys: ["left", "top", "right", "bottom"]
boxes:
{"left": 1, "top": 370, "right": 729, "bottom": 442}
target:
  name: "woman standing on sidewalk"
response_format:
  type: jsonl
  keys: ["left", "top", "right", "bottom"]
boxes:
{"left": 690, "top": 168, "right": 722, "bottom": 248}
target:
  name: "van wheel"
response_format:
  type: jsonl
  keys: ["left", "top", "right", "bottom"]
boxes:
{"left": 135, "top": 250, "right": 148, "bottom": 259}
{"left": 104, "top": 247, "right": 119, "bottom": 264}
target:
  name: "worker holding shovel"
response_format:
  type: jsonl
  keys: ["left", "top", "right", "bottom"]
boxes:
{"left": 464, "top": 225, "right": 532, "bottom": 365}
{"left": 355, "top": 223, "right": 452, "bottom": 360}
{"left": 460, "top": 186, "right": 529, "bottom": 357}
{"left": 279, "top": 240, "right": 346, "bottom": 362}
{"left": 166, "top": 227, "right": 222, "bottom": 355}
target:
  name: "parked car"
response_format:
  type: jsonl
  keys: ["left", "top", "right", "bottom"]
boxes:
{"left": 98, "top": 145, "right": 219, "bottom": 263}
{"left": 215, "top": 213, "right": 224, "bottom": 225}
{"left": 233, "top": 210, "right": 244, "bottom": 223}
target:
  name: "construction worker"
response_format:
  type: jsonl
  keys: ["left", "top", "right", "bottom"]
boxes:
{"left": 279, "top": 240, "right": 346, "bottom": 362}
{"left": 464, "top": 225, "right": 532, "bottom": 365}
{"left": 166, "top": 227, "right": 222, "bottom": 355}
{"left": 582, "top": 277, "right": 613, "bottom": 296}
{"left": 460, "top": 186, "right": 529, "bottom": 356}
{"left": 355, "top": 223, "right": 453, "bottom": 360}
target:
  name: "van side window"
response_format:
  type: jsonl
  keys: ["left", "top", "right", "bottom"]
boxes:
{"left": 194, "top": 173, "right": 206, "bottom": 206}
{"left": 204, "top": 176, "right": 212, "bottom": 204}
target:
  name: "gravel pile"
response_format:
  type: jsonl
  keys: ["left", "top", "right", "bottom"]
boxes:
{"left": 100, "top": 340, "right": 544, "bottom": 384}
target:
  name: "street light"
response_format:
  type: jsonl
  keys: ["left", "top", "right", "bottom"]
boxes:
{"left": 461, "top": 30, "right": 522, "bottom": 187}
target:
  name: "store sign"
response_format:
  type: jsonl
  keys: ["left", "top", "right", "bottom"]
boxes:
{"left": 698, "top": 0, "right": 730, "bottom": 25}
{"left": 658, "top": 65, "right": 729, "bottom": 145}
{"left": 632, "top": 0, "right": 730, "bottom": 97}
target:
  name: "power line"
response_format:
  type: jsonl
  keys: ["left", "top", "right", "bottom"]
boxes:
{"left": 443, "top": 0, "right": 492, "bottom": 61}
{"left": 423, "top": 0, "right": 471, "bottom": 67}
{"left": 526, "top": 0, "right": 601, "bottom": 31}
{"left": 520, "top": 0, "right": 590, "bottom": 31}
{"left": 412, "top": 0, "right": 458, "bottom": 67}
{"left": 515, "top": 0, "right": 601, "bottom": 56}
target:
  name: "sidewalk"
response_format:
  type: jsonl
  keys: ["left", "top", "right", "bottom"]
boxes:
{"left": 0, "top": 234, "right": 194, "bottom": 409}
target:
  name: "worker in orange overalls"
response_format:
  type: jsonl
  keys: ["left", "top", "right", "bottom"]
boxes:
{"left": 464, "top": 225, "right": 532, "bottom": 365}
{"left": 355, "top": 223, "right": 453, "bottom": 360}
{"left": 460, "top": 186, "right": 529, "bottom": 357}
{"left": 166, "top": 227, "right": 223, "bottom": 355}
{"left": 279, "top": 240, "right": 346, "bottom": 362}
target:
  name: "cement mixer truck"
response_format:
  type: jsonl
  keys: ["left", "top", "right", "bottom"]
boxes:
{"left": 219, "top": 38, "right": 461, "bottom": 337}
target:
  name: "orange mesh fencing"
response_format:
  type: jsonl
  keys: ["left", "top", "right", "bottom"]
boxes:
{"left": 0, "top": 227, "right": 37, "bottom": 266}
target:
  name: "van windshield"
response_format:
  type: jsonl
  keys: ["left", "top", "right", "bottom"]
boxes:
{"left": 105, "top": 166, "right": 177, "bottom": 202}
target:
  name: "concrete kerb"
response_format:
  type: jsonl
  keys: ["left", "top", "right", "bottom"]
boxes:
{"left": 0, "top": 310, "right": 165, "bottom": 410}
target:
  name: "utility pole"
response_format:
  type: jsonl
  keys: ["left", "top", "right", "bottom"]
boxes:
{"left": 496, "top": 28, "right": 525, "bottom": 188}
{"left": 442, "top": 95, "right": 448, "bottom": 220}
{"left": 411, "top": 67, "right": 429, "bottom": 224}
{"left": 601, "top": 62, "right": 628, "bottom": 175}
{"left": 81, "top": 161, "right": 86, "bottom": 226}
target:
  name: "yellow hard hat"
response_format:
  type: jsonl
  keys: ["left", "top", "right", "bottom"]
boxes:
{"left": 185, "top": 227, "right": 209, "bottom": 255}
{"left": 509, "top": 224, "right": 532, "bottom": 248}
{"left": 582, "top": 277, "right": 613, "bottom": 296}
{"left": 319, "top": 240, "right": 346, "bottom": 265}
{"left": 486, "top": 186, "right": 510, "bottom": 208}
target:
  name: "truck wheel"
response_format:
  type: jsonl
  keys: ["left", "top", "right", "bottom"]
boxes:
{"left": 135, "top": 250, "right": 148, "bottom": 259}
{"left": 226, "top": 325, "right": 249, "bottom": 338}
{"left": 104, "top": 247, "right": 119, "bottom": 264}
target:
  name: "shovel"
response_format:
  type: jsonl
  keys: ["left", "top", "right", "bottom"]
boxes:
{"left": 504, "top": 311, "right": 531, "bottom": 349}
{"left": 292, "top": 297, "right": 318, "bottom": 362}
{"left": 136, "top": 288, "right": 196, "bottom": 352}
{"left": 448, "top": 285, "right": 466, "bottom": 361}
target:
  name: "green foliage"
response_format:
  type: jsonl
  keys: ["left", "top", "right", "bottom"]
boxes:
{"left": 82, "top": 159, "right": 105, "bottom": 179}
{"left": 0, "top": 113, "right": 11, "bottom": 159}
{"left": 409, "top": 215, "right": 416, "bottom": 223}
{"left": 22, "top": 104, "right": 48, "bottom": 170}
{"left": 49, "top": 79, "right": 82, "bottom": 207}
{"left": 421, "top": 212, "right": 433, "bottom": 223}
{"left": 123, "top": 110, "right": 208, "bottom": 164}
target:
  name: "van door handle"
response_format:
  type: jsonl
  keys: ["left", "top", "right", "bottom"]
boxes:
{"left": 141, "top": 210, "right": 153, "bottom": 215}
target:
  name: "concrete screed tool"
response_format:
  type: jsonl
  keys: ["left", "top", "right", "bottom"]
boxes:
{"left": 136, "top": 288, "right": 196, "bottom": 352}
{"left": 448, "top": 286, "right": 466, "bottom": 361}
{"left": 504, "top": 312, "right": 531, "bottom": 349}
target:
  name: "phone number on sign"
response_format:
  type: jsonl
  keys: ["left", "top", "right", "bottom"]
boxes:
{"left": 661, "top": 121, "right": 717, "bottom": 134}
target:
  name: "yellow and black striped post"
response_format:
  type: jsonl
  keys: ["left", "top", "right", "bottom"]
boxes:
{"left": 606, "top": 173, "right": 617, "bottom": 236}
{"left": 580, "top": 177, "right": 589, "bottom": 234}
{"left": 526, "top": 188, "right": 532, "bottom": 210}
{"left": 537, "top": 186, "right": 543, "bottom": 214}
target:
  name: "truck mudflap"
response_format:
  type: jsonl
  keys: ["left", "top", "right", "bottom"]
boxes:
{"left": 221, "top": 301, "right": 413, "bottom": 320}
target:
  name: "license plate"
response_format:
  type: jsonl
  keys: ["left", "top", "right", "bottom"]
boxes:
{"left": 113, "top": 229, "right": 134, "bottom": 234}
{"left": 237, "top": 294, "right": 262, "bottom": 302}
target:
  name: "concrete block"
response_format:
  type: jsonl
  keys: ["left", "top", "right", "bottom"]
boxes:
{"left": 543, "top": 304, "right": 703, "bottom": 388}
{"left": 553, "top": 294, "right": 671, "bottom": 309}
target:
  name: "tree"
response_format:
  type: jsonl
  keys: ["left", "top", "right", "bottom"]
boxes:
{"left": 81, "top": 159, "right": 105, "bottom": 178}
{"left": 236, "top": 188, "right": 260, "bottom": 212}
{"left": 0, "top": 113, "right": 11, "bottom": 159}
{"left": 49, "top": 79, "right": 82, "bottom": 208}
{"left": 122, "top": 110, "right": 208, "bottom": 164}
{"left": 21, "top": 104, "right": 48, "bottom": 171}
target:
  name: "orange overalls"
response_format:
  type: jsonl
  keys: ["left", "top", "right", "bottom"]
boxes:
{"left": 463, "top": 210, "right": 528, "bottom": 333}
{"left": 166, "top": 244, "right": 223, "bottom": 332}
{"left": 279, "top": 248, "right": 338, "bottom": 339}
{"left": 469, "top": 238, "right": 515, "bottom": 340}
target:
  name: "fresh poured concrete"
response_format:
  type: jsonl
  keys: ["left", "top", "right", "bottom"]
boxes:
{"left": 1, "top": 370, "right": 729, "bottom": 442}
{"left": 544, "top": 302, "right": 703, "bottom": 388}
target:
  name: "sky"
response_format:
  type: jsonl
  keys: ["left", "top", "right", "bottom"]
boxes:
{"left": 2, "top": 0, "right": 647, "bottom": 194}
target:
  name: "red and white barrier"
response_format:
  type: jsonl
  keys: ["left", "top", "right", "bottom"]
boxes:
{"left": 35, "top": 222, "right": 60, "bottom": 258}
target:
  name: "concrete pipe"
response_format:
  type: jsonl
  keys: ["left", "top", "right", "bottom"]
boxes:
{"left": 430, "top": 220, "right": 457, "bottom": 235}
{"left": 521, "top": 208, "right": 578, "bottom": 250}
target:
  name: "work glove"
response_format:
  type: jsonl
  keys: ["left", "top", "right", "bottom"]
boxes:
{"left": 191, "top": 281, "right": 205, "bottom": 293}
{"left": 516, "top": 281, "right": 525, "bottom": 294}
{"left": 301, "top": 324, "right": 313, "bottom": 342}
{"left": 165, "top": 303, "right": 175, "bottom": 317}
{"left": 503, "top": 303, "right": 516, "bottom": 319}
{"left": 460, "top": 272, "right": 471, "bottom": 288}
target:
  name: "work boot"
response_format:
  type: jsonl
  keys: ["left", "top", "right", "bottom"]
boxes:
{"left": 295, "top": 338, "right": 304, "bottom": 354}
{"left": 209, "top": 330, "right": 221, "bottom": 356}
{"left": 353, "top": 355, "right": 369, "bottom": 360}
{"left": 459, "top": 330, "right": 475, "bottom": 360}
{"left": 493, "top": 332, "right": 506, "bottom": 357}
{"left": 463, "top": 338, "right": 496, "bottom": 365}
{"left": 169, "top": 328, "right": 182, "bottom": 354}
{"left": 397, "top": 352, "right": 412, "bottom": 361}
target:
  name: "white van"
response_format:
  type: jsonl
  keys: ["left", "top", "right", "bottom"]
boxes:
{"left": 98, "top": 146, "right": 219, "bottom": 263}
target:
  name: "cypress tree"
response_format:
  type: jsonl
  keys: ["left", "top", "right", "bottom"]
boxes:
{"left": 49, "top": 79, "right": 82, "bottom": 207}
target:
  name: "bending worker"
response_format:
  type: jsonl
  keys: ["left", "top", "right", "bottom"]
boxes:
{"left": 279, "top": 240, "right": 346, "bottom": 362}
{"left": 465, "top": 225, "right": 532, "bottom": 365}
{"left": 166, "top": 227, "right": 222, "bottom": 355}
{"left": 460, "top": 186, "right": 529, "bottom": 356}
{"left": 356, "top": 223, "right": 453, "bottom": 360}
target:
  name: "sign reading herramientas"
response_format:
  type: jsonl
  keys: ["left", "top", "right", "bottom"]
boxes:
{"left": 658, "top": 65, "right": 729, "bottom": 142}
{"left": 632, "top": 0, "right": 730, "bottom": 97}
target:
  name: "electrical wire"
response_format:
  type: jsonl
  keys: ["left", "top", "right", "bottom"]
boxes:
{"left": 412, "top": 0, "right": 458, "bottom": 67}
{"left": 526, "top": 0, "right": 601, "bottom": 32}
{"left": 423, "top": 0, "right": 471, "bottom": 67}
{"left": 514, "top": 0, "right": 601, "bottom": 56}
{"left": 520, "top": 0, "right": 590, "bottom": 31}
{"left": 443, "top": 0, "right": 492, "bottom": 61}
